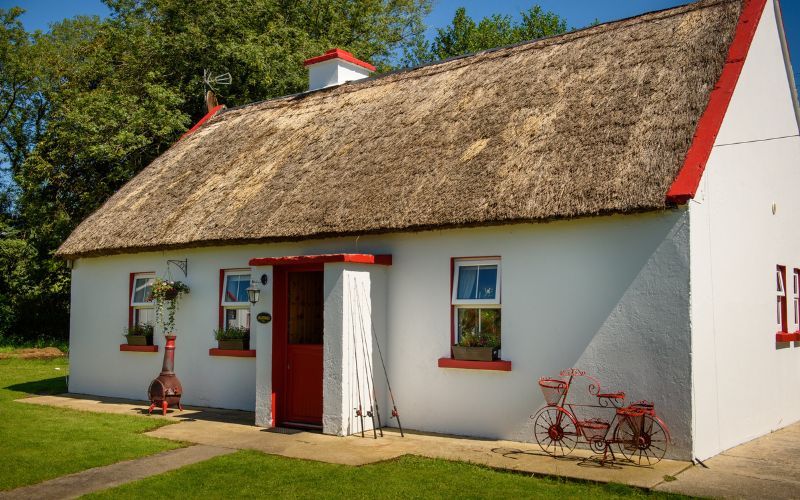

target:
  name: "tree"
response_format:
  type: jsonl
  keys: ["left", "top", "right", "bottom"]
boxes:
{"left": 0, "top": 0, "right": 432, "bottom": 344}
{"left": 411, "top": 5, "right": 567, "bottom": 65}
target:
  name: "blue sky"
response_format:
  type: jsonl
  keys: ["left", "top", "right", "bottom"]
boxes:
{"left": 4, "top": 0, "right": 799, "bottom": 78}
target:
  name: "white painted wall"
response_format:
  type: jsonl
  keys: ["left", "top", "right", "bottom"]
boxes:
{"left": 69, "top": 248, "right": 262, "bottom": 411}
{"left": 322, "top": 265, "right": 387, "bottom": 436}
{"left": 689, "top": 0, "right": 800, "bottom": 460}
{"left": 307, "top": 59, "right": 372, "bottom": 91}
{"left": 70, "top": 209, "right": 692, "bottom": 458}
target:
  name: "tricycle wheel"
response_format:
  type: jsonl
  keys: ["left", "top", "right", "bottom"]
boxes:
{"left": 614, "top": 414, "right": 668, "bottom": 465}
{"left": 533, "top": 407, "right": 578, "bottom": 457}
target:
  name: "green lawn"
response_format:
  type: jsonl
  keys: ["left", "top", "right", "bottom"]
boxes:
{"left": 0, "top": 356, "right": 182, "bottom": 491}
{"left": 87, "top": 450, "right": 688, "bottom": 500}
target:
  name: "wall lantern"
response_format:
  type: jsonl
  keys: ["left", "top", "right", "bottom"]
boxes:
{"left": 247, "top": 282, "right": 261, "bottom": 305}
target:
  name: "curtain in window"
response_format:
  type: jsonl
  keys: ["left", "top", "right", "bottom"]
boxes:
{"left": 457, "top": 266, "right": 478, "bottom": 300}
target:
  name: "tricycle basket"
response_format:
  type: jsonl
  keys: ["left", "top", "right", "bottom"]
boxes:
{"left": 538, "top": 378, "right": 567, "bottom": 406}
{"left": 617, "top": 407, "right": 646, "bottom": 436}
{"left": 579, "top": 419, "right": 610, "bottom": 441}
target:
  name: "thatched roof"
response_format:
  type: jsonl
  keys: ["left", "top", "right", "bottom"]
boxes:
{"left": 58, "top": 0, "right": 743, "bottom": 258}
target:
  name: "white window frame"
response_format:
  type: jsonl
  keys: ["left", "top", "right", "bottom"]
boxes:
{"left": 131, "top": 273, "right": 155, "bottom": 307}
{"left": 777, "top": 266, "right": 787, "bottom": 329}
{"left": 451, "top": 259, "right": 501, "bottom": 306}
{"left": 793, "top": 269, "right": 799, "bottom": 329}
{"left": 131, "top": 273, "right": 155, "bottom": 327}
{"left": 221, "top": 270, "right": 251, "bottom": 307}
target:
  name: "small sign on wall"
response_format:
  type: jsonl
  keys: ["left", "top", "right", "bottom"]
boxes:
{"left": 256, "top": 312, "right": 272, "bottom": 324}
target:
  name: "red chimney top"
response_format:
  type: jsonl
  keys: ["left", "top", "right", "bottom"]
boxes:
{"left": 303, "top": 48, "right": 376, "bottom": 72}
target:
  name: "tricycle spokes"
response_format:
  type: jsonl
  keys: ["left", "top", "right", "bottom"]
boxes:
{"left": 533, "top": 369, "right": 670, "bottom": 466}
{"left": 533, "top": 407, "right": 578, "bottom": 457}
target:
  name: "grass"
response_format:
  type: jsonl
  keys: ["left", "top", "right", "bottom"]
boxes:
{"left": 0, "top": 357, "right": 181, "bottom": 491}
{"left": 87, "top": 450, "right": 690, "bottom": 500}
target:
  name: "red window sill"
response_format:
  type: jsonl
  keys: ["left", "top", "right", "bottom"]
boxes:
{"left": 119, "top": 344, "right": 158, "bottom": 352}
{"left": 775, "top": 332, "right": 800, "bottom": 342}
{"left": 437, "top": 357, "right": 512, "bottom": 371}
{"left": 209, "top": 348, "right": 256, "bottom": 358}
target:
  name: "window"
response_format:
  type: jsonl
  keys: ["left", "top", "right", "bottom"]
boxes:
{"left": 130, "top": 273, "right": 155, "bottom": 327}
{"left": 793, "top": 269, "right": 800, "bottom": 330}
{"left": 452, "top": 259, "right": 501, "bottom": 344}
{"left": 777, "top": 265, "right": 787, "bottom": 333}
{"left": 221, "top": 270, "right": 251, "bottom": 329}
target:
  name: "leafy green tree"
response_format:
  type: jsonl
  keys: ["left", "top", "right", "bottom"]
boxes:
{"left": 412, "top": 5, "right": 567, "bottom": 65}
{"left": 0, "top": 0, "right": 431, "bottom": 344}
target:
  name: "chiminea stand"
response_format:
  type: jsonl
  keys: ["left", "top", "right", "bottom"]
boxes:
{"left": 148, "top": 335, "right": 183, "bottom": 415}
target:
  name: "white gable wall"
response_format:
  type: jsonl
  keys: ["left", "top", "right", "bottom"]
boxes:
{"left": 689, "top": 0, "right": 800, "bottom": 460}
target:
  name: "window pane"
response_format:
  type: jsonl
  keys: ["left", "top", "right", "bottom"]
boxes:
{"left": 134, "top": 307, "right": 153, "bottom": 326}
{"left": 133, "top": 277, "right": 153, "bottom": 303}
{"left": 457, "top": 308, "right": 479, "bottom": 339}
{"left": 477, "top": 265, "right": 498, "bottom": 300}
{"left": 225, "top": 274, "right": 249, "bottom": 303}
{"left": 225, "top": 308, "right": 250, "bottom": 329}
{"left": 456, "top": 266, "right": 478, "bottom": 300}
{"left": 480, "top": 308, "right": 501, "bottom": 337}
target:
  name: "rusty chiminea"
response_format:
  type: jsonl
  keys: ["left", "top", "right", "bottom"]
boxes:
{"left": 148, "top": 335, "right": 183, "bottom": 415}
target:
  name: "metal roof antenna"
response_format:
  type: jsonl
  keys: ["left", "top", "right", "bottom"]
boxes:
{"left": 203, "top": 69, "right": 232, "bottom": 112}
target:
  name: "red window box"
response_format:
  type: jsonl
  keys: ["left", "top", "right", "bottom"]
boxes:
{"left": 437, "top": 357, "right": 511, "bottom": 371}
{"left": 209, "top": 348, "right": 256, "bottom": 358}
{"left": 120, "top": 344, "right": 159, "bottom": 352}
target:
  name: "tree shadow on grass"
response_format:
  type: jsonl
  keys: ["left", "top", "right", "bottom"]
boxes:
{"left": 5, "top": 376, "right": 68, "bottom": 397}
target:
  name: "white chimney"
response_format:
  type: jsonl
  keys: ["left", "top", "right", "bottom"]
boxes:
{"left": 304, "top": 48, "right": 375, "bottom": 91}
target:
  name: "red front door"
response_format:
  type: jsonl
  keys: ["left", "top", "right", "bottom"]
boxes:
{"left": 282, "top": 270, "right": 324, "bottom": 427}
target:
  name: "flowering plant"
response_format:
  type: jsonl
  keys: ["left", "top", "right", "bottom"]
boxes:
{"left": 457, "top": 330, "right": 500, "bottom": 349}
{"left": 151, "top": 278, "right": 190, "bottom": 334}
{"left": 124, "top": 324, "right": 154, "bottom": 337}
{"left": 214, "top": 326, "right": 250, "bottom": 341}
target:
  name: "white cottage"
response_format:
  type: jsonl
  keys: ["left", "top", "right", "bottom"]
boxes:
{"left": 58, "top": 0, "right": 800, "bottom": 461}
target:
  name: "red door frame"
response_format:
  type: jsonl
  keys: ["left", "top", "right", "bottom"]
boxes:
{"left": 271, "top": 264, "right": 324, "bottom": 427}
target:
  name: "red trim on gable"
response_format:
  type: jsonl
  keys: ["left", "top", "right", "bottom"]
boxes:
{"left": 179, "top": 104, "right": 225, "bottom": 141}
{"left": 303, "top": 48, "right": 376, "bottom": 72}
{"left": 248, "top": 253, "right": 392, "bottom": 267}
{"left": 666, "top": 0, "right": 767, "bottom": 204}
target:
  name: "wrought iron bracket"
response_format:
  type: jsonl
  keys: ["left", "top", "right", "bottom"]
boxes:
{"left": 167, "top": 259, "right": 188, "bottom": 277}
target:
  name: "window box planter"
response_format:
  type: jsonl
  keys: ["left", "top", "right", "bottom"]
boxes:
{"left": 125, "top": 335, "right": 154, "bottom": 346}
{"left": 776, "top": 332, "right": 799, "bottom": 342}
{"left": 217, "top": 338, "right": 250, "bottom": 351}
{"left": 452, "top": 345, "right": 498, "bottom": 362}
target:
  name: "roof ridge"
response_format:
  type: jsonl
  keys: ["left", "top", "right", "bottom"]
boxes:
{"left": 217, "top": 0, "right": 738, "bottom": 118}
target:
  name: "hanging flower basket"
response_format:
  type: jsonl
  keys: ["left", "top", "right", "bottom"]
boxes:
{"left": 151, "top": 278, "right": 190, "bottom": 334}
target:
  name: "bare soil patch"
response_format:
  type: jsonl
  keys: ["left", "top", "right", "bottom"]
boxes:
{"left": 0, "top": 347, "right": 65, "bottom": 360}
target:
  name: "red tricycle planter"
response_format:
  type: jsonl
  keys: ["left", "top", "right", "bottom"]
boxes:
{"left": 533, "top": 369, "right": 670, "bottom": 466}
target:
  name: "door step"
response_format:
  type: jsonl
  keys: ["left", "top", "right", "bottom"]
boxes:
{"left": 281, "top": 421, "right": 323, "bottom": 432}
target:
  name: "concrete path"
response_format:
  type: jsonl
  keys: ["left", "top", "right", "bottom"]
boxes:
{"left": 655, "top": 422, "right": 800, "bottom": 498}
{"left": 0, "top": 445, "right": 233, "bottom": 500}
{"left": 19, "top": 395, "right": 689, "bottom": 490}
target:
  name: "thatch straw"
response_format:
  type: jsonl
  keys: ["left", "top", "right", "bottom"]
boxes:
{"left": 58, "top": 0, "right": 742, "bottom": 258}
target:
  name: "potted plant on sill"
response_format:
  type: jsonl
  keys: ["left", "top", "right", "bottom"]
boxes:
{"left": 124, "top": 324, "right": 154, "bottom": 346}
{"left": 214, "top": 326, "right": 250, "bottom": 351}
{"left": 452, "top": 331, "right": 500, "bottom": 361}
